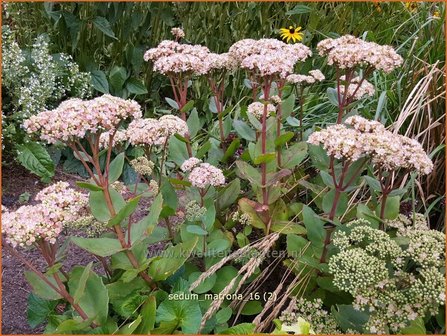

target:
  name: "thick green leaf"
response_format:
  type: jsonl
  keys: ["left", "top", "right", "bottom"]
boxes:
{"left": 27, "top": 293, "right": 58, "bottom": 328}
{"left": 181, "top": 100, "right": 195, "bottom": 113}
{"left": 216, "top": 307, "right": 233, "bottom": 324}
{"left": 92, "top": 16, "right": 117, "bottom": 39}
{"left": 68, "top": 266, "right": 109, "bottom": 325}
{"left": 253, "top": 152, "right": 276, "bottom": 165}
{"left": 238, "top": 198, "right": 266, "bottom": 230}
{"left": 186, "top": 225, "right": 208, "bottom": 236}
{"left": 135, "top": 296, "right": 157, "bottom": 334}
{"left": 108, "top": 152, "right": 125, "bottom": 183}
{"left": 236, "top": 161, "right": 261, "bottom": 188}
{"left": 400, "top": 317, "right": 426, "bottom": 334}
{"left": 165, "top": 97, "right": 179, "bottom": 109}
{"left": 274, "top": 131, "right": 294, "bottom": 148}
{"left": 148, "top": 238, "right": 198, "bottom": 281}
{"left": 212, "top": 266, "right": 240, "bottom": 294}
{"left": 187, "top": 108, "right": 200, "bottom": 138}
{"left": 91, "top": 70, "right": 109, "bottom": 94}
{"left": 282, "top": 142, "right": 308, "bottom": 169}
{"left": 302, "top": 205, "right": 325, "bottom": 247}
{"left": 89, "top": 188, "right": 126, "bottom": 222}
{"left": 217, "top": 178, "right": 241, "bottom": 211}
{"left": 73, "top": 262, "right": 93, "bottom": 304}
{"left": 322, "top": 189, "right": 348, "bottom": 217}
{"left": 156, "top": 299, "right": 202, "bottom": 334}
{"left": 126, "top": 78, "right": 148, "bottom": 95}
{"left": 281, "top": 93, "right": 295, "bottom": 119}
{"left": 233, "top": 120, "right": 256, "bottom": 141}
{"left": 117, "top": 315, "right": 141, "bottom": 334}
{"left": 240, "top": 301, "right": 263, "bottom": 315}
{"left": 287, "top": 234, "right": 309, "bottom": 257}
{"left": 188, "top": 272, "right": 217, "bottom": 294}
{"left": 129, "top": 193, "right": 163, "bottom": 243}
{"left": 206, "top": 238, "right": 231, "bottom": 256}
{"left": 25, "top": 271, "right": 62, "bottom": 300}
{"left": 71, "top": 237, "right": 124, "bottom": 257}
{"left": 376, "top": 196, "right": 400, "bottom": 220}
{"left": 331, "top": 304, "right": 369, "bottom": 332}
{"left": 108, "top": 195, "right": 141, "bottom": 227}
{"left": 109, "top": 66, "right": 127, "bottom": 92}
{"left": 222, "top": 139, "right": 240, "bottom": 162}
{"left": 17, "top": 142, "right": 54, "bottom": 180}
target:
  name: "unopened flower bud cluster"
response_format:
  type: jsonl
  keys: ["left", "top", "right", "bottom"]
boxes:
{"left": 329, "top": 218, "right": 445, "bottom": 333}
{"left": 247, "top": 102, "right": 276, "bottom": 120}
{"left": 130, "top": 156, "right": 155, "bottom": 176}
{"left": 185, "top": 200, "right": 207, "bottom": 222}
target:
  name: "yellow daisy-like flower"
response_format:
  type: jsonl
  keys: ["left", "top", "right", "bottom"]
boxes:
{"left": 433, "top": 10, "right": 441, "bottom": 18}
{"left": 405, "top": 2, "right": 418, "bottom": 13}
{"left": 280, "top": 26, "right": 304, "bottom": 43}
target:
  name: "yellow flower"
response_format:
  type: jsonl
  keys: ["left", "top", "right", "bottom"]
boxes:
{"left": 280, "top": 26, "right": 304, "bottom": 43}
{"left": 433, "top": 10, "right": 441, "bottom": 18}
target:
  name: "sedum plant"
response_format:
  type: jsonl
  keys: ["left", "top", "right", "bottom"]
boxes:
{"left": 2, "top": 27, "right": 443, "bottom": 335}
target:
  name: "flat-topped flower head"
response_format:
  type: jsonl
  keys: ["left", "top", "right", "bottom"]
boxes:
{"left": 286, "top": 69, "right": 325, "bottom": 85}
{"left": 229, "top": 38, "right": 311, "bottom": 78}
{"left": 317, "top": 35, "right": 403, "bottom": 73}
{"left": 3, "top": 182, "right": 87, "bottom": 247}
{"left": 2, "top": 205, "right": 61, "bottom": 247}
{"left": 157, "top": 115, "right": 188, "bottom": 144}
{"left": 247, "top": 102, "right": 276, "bottom": 120}
{"left": 188, "top": 162, "right": 225, "bottom": 188}
{"left": 204, "top": 53, "right": 238, "bottom": 74}
{"left": 126, "top": 118, "right": 161, "bottom": 146}
{"left": 308, "top": 116, "right": 433, "bottom": 175}
{"left": 144, "top": 40, "right": 182, "bottom": 62}
{"left": 181, "top": 157, "right": 202, "bottom": 172}
{"left": 23, "top": 95, "right": 142, "bottom": 144}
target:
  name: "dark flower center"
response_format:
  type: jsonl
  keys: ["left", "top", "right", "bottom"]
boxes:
{"left": 289, "top": 28, "right": 295, "bottom": 34}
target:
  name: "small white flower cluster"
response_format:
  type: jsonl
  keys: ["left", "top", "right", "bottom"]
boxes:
{"left": 185, "top": 200, "right": 206, "bottom": 222}
{"left": 204, "top": 52, "right": 238, "bottom": 74}
{"left": 307, "top": 116, "right": 433, "bottom": 175}
{"left": 247, "top": 102, "right": 276, "bottom": 120}
{"left": 180, "top": 157, "right": 202, "bottom": 172}
{"left": 329, "top": 218, "right": 445, "bottom": 334}
{"left": 130, "top": 156, "right": 155, "bottom": 176}
{"left": 126, "top": 115, "right": 188, "bottom": 146}
{"left": 2, "top": 28, "right": 92, "bottom": 119}
{"left": 24, "top": 95, "right": 142, "bottom": 144}
{"left": 229, "top": 38, "right": 311, "bottom": 79}
{"left": 69, "top": 215, "right": 107, "bottom": 237}
{"left": 170, "top": 27, "right": 185, "bottom": 39}
{"left": 110, "top": 181, "right": 128, "bottom": 194}
{"left": 385, "top": 213, "right": 429, "bottom": 236}
{"left": 338, "top": 75, "right": 375, "bottom": 100}
{"left": 2, "top": 182, "right": 88, "bottom": 247}
{"left": 269, "top": 95, "right": 282, "bottom": 105}
{"left": 187, "top": 162, "right": 225, "bottom": 188}
{"left": 279, "top": 298, "right": 340, "bottom": 334}
{"left": 317, "top": 35, "right": 403, "bottom": 73}
{"left": 287, "top": 69, "right": 325, "bottom": 85}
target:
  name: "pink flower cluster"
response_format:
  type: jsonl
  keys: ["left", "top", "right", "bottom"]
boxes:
{"left": 247, "top": 102, "right": 276, "bottom": 120}
{"left": 181, "top": 157, "right": 202, "bottom": 172}
{"left": 99, "top": 129, "right": 128, "bottom": 149}
{"left": 317, "top": 35, "right": 403, "bottom": 73}
{"left": 308, "top": 116, "right": 433, "bottom": 175}
{"left": 339, "top": 76, "right": 375, "bottom": 100}
{"left": 145, "top": 40, "right": 211, "bottom": 76}
{"left": 229, "top": 39, "right": 311, "bottom": 78}
{"left": 24, "top": 95, "right": 142, "bottom": 144}
{"left": 127, "top": 115, "right": 188, "bottom": 146}
{"left": 204, "top": 53, "right": 238, "bottom": 73}
{"left": 187, "top": 162, "right": 225, "bottom": 188}
{"left": 287, "top": 69, "right": 326, "bottom": 85}
{"left": 2, "top": 182, "right": 88, "bottom": 247}
{"left": 171, "top": 27, "right": 185, "bottom": 39}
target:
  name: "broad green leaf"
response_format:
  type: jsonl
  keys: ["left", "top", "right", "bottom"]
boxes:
{"left": 187, "top": 108, "right": 200, "bottom": 138}
{"left": 206, "top": 238, "right": 231, "bottom": 256}
{"left": 148, "top": 238, "right": 198, "bottom": 281}
{"left": 217, "top": 178, "right": 241, "bottom": 211}
{"left": 271, "top": 222, "right": 306, "bottom": 235}
{"left": 165, "top": 97, "right": 179, "bottom": 109}
{"left": 68, "top": 266, "right": 109, "bottom": 325}
{"left": 281, "top": 93, "right": 295, "bottom": 119}
{"left": 129, "top": 193, "right": 163, "bottom": 243}
{"left": 91, "top": 70, "right": 109, "bottom": 94}
{"left": 186, "top": 225, "right": 208, "bottom": 236}
{"left": 156, "top": 299, "right": 202, "bottom": 334}
{"left": 71, "top": 237, "right": 124, "bottom": 257}
{"left": 73, "top": 262, "right": 93, "bottom": 304}
{"left": 222, "top": 138, "right": 240, "bottom": 162}
{"left": 89, "top": 188, "right": 126, "bottom": 222}
{"left": 238, "top": 198, "right": 266, "bottom": 230}
{"left": 108, "top": 152, "right": 125, "bottom": 183}
{"left": 400, "top": 317, "right": 426, "bottom": 334}
{"left": 221, "top": 323, "right": 256, "bottom": 334}
{"left": 27, "top": 293, "right": 58, "bottom": 328}
{"left": 212, "top": 266, "right": 240, "bottom": 294}
{"left": 216, "top": 307, "right": 233, "bottom": 324}
{"left": 108, "top": 195, "right": 141, "bottom": 227}
{"left": 236, "top": 160, "right": 261, "bottom": 187}
{"left": 117, "top": 315, "right": 142, "bottom": 334}
{"left": 331, "top": 304, "right": 369, "bottom": 333}
{"left": 126, "top": 78, "right": 148, "bottom": 95}
{"left": 92, "top": 16, "right": 117, "bottom": 39}
{"left": 188, "top": 272, "right": 217, "bottom": 294}
{"left": 135, "top": 296, "right": 157, "bottom": 334}
{"left": 109, "top": 66, "right": 127, "bottom": 92}
{"left": 253, "top": 152, "right": 276, "bottom": 165}
{"left": 240, "top": 301, "right": 263, "bottom": 315}
{"left": 376, "top": 196, "right": 400, "bottom": 220}
{"left": 25, "top": 271, "right": 62, "bottom": 300}
{"left": 181, "top": 100, "right": 195, "bottom": 113}
{"left": 302, "top": 205, "right": 325, "bottom": 247}
{"left": 17, "top": 142, "right": 54, "bottom": 180}
{"left": 282, "top": 142, "right": 308, "bottom": 169}
{"left": 233, "top": 120, "right": 256, "bottom": 141}
{"left": 287, "top": 234, "right": 309, "bottom": 257}
{"left": 274, "top": 131, "right": 294, "bottom": 148}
